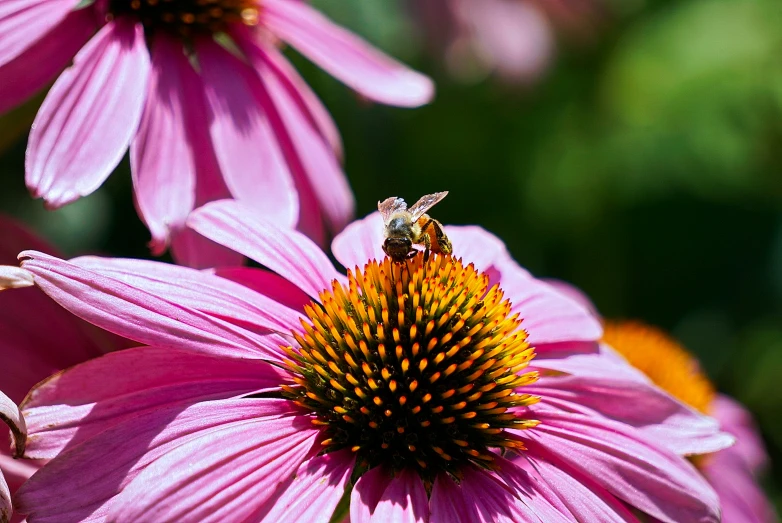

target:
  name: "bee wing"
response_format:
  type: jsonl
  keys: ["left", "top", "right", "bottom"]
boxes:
{"left": 408, "top": 191, "right": 449, "bottom": 222}
{"left": 378, "top": 197, "right": 408, "bottom": 224}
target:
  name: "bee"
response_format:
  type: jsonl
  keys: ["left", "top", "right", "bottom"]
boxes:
{"left": 378, "top": 191, "right": 453, "bottom": 262}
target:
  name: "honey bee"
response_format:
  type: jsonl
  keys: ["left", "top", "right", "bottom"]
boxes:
{"left": 378, "top": 191, "right": 453, "bottom": 262}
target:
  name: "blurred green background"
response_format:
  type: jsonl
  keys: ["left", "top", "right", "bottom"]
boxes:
{"left": 1, "top": 0, "right": 781, "bottom": 510}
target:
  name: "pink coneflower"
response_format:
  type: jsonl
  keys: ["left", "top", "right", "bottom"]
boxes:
{"left": 11, "top": 201, "right": 730, "bottom": 522}
{"left": 1, "top": 0, "right": 433, "bottom": 267}
{"left": 0, "top": 216, "right": 129, "bottom": 522}
{"left": 602, "top": 321, "right": 777, "bottom": 523}
{"left": 411, "top": 0, "right": 604, "bottom": 84}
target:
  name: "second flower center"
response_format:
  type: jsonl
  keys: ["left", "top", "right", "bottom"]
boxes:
{"left": 109, "top": 0, "right": 259, "bottom": 37}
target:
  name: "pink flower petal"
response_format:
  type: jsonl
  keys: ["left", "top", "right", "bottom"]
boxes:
{"left": 0, "top": 391, "right": 25, "bottom": 458}
{"left": 72, "top": 255, "right": 302, "bottom": 346}
{"left": 188, "top": 200, "right": 343, "bottom": 299}
{"left": 444, "top": 225, "right": 512, "bottom": 273}
{"left": 163, "top": 40, "right": 245, "bottom": 269}
{"left": 498, "top": 452, "right": 636, "bottom": 522}
{"left": 170, "top": 226, "right": 245, "bottom": 269}
{"left": 26, "top": 18, "right": 150, "bottom": 208}
{"left": 350, "top": 466, "right": 391, "bottom": 523}
{"left": 429, "top": 474, "right": 474, "bottom": 523}
{"left": 540, "top": 278, "right": 600, "bottom": 318}
{"left": 431, "top": 467, "right": 541, "bottom": 523}
{"left": 528, "top": 350, "right": 735, "bottom": 456}
{"left": 130, "top": 35, "right": 197, "bottom": 254}
{"left": 262, "top": 45, "right": 344, "bottom": 157}
{"left": 107, "top": 409, "right": 318, "bottom": 522}
{"left": 712, "top": 394, "right": 769, "bottom": 473}
{"left": 237, "top": 32, "right": 355, "bottom": 234}
{"left": 211, "top": 266, "right": 311, "bottom": 313}
{"left": 21, "top": 346, "right": 287, "bottom": 459}
{"left": 521, "top": 408, "right": 721, "bottom": 523}
{"left": 0, "top": 0, "right": 81, "bottom": 66}
{"left": 19, "top": 250, "right": 279, "bottom": 359}
{"left": 331, "top": 212, "right": 386, "bottom": 270}
{"left": 702, "top": 448, "right": 776, "bottom": 523}
{"left": 259, "top": 450, "right": 354, "bottom": 522}
{"left": 16, "top": 398, "right": 306, "bottom": 522}
{"left": 495, "top": 258, "right": 603, "bottom": 347}
{"left": 261, "top": 0, "right": 434, "bottom": 107}
{"left": 372, "top": 468, "right": 430, "bottom": 523}
{"left": 0, "top": 8, "right": 95, "bottom": 114}
{"left": 196, "top": 39, "right": 298, "bottom": 228}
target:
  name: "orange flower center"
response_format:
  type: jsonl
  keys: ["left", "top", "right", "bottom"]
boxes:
{"left": 282, "top": 252, "right": 539, "bottom": 481}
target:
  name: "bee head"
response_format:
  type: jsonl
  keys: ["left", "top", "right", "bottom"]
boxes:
{"left": 383, "top": 237, "right": 413, "bottom": 261}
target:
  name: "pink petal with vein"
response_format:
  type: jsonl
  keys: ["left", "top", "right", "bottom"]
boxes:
{"left": 19, "top": 250, "right": 277, "bottom": 359}
{"left": 170, "top": 226, "right": 245, "bottom": 269}
{"left": 188, "top": 200, "right": 343, "bottom": 299}
{"left": 16, "top": 399, "right": 305, "bottom": 522}
{"left": 702, "top": 446, "right": 776, "bottom": 523}
{"left": 331, "top": 212, "right": 386, "bottom": 269}
{"left": 350, "top": 466, "right": 391, "bottom": 523}
{"left": 712, "top": 394, "right": 769, "bottom": 473}
{"left": 262, "top": 46, "right": 343, "bottom": 157}
{"left": 431, "top": 467, "right": 539, "bottom": 523}
{"left": 0, "top": 8, "right": 95, "bottom": 114}
{"left": 164, "top": 39, "right": 245, "bottom": 268}
{"left": 130, "top": 35, "right": 196, "bottom": 254}
{"left": 521, "top": 408, "right": 721, "bottom": 523}
{"left": 262, "top": 0, "right": 433, "bottom": 107}
{"left": 108, "top": 410, "right": 318, "bottom": 522}
{"left": 26, "top": 19, "right": 150, "bottom": 208}
{"left": 212, "top": 267, "right": 311, "bottom": 314}
{"left": 197, "top": 39, "right": 298, "bottom": 227}
{"left": 237, "top": 32, "right": 354, "bottom": 234}
{"left": 22, "top": 346, "right": 286, "bottom": 459}
{"left": 372, "top": 468, "right": 430, "bottom": 523}
{"left": 540, "top": 278, "right": 600, "bottom": 318}
{"left": 0, "top": 0, "right": 81, "bottom": 66}
{"left": 72, "top": 255, "right": 301, "bottom": 344}
{"left": 495, "top": 258, "right": 603, "bottom": 347}
{"left": 444, "top": 225, "right": 512, "bottom": 273}
{"left": 499, "top": 451, "right": 636, "bottom": 522}
{"left": 259, "top": 450, "right": 354, "bottom": 522}
{"left": 528, "top": 350, "right": 735, "bottom": 456}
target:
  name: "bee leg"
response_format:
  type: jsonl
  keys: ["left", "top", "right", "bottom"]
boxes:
{"left": 421, "top": 232, "right": 432, "bottom": 250}
{"left": 430, "top": 220, "right": 452, "bottom": 254}
{"left": 420, "top": 233, "right": 433, "bottom": 262}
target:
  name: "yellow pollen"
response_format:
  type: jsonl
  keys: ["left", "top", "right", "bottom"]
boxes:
{"left": 602, "top": 321, "right": 715, "bottom": 414}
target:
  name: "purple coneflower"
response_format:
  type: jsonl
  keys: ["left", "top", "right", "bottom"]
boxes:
{"left": 602, "top": 321, "right": 777, "bottom": 523}
{"left": 9, "top": 202, "right": 729, "bottom": 522}
{"left": 1, "top": 0, "right": 433, "bottom": 266}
